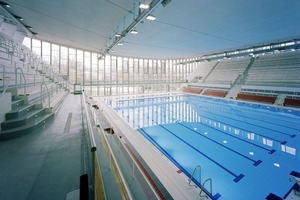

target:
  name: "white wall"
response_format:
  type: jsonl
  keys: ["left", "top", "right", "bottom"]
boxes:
{"left": 0, "top": 92, "right": 11, "bottom": 123}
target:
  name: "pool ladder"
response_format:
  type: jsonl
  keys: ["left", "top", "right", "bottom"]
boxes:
{"left": 188, "top": 165, "right": 213, "bottom": 198}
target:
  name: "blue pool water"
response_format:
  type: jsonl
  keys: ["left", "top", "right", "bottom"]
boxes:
{"left": 111, "top": 94, "right": 300, "bottom": 199}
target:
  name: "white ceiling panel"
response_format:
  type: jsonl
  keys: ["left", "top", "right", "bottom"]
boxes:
{"left": 2, "top": 0, "right": 300, "bottom": 59}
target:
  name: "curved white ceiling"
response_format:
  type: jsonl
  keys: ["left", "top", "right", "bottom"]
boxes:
{"left": 3, "top": 0, "right": 300, "bottom": 59}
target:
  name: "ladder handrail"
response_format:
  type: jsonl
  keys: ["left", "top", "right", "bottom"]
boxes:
{"left": 41, "top": 82, "right": 50, "bottom": 109}
{"left": 0, "top": 77, "right": 11, "bottom": 98}
{"left": 189, "top": 165, "right": 201, "bottom": 188}
{"left": 15, "top": 67, "right": 27, "bottom": 95}
{"left": 1, "top": 64, "right": 5, "bottom": 88}
{"left": 200, "top": 178, "right": 212, "bottom": 197}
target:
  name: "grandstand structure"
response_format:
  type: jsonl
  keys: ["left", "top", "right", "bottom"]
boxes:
{"left": 1, "top": 1, "right": 300, "bottom": 200}
{"left": 0, "top": 33, "right": 69, "bottom": 139}
{"left": 186, "top": 42, "right": 300, "bottom": 106}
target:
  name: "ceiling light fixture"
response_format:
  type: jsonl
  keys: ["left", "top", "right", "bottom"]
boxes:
{"left": 0, "top": 1, "right": 10, "bottom": 7}
{"left": 25, "top": 25, "right": 32, "bottom": 30}
{"left": 115, "top": 26, "right": 122, "bottom": 37}
{"left": 146, "top": 14, "right": 156, "bottom": 21}
{"left": 104, "top": 0, "right": 161, "bottom": 54}
{"left": 117, "top": 41, "right": 124, "bottom": 46}
{"left": 0, "top": 3, "right": 34, "bottom": 37}
{"left": 130, "top": 29, "right": 138, "bottom": 34}
{"left": 13, "top": 15, "right": 23, "bottom": 21}
{"left": 139, "top": 2, "right": 149, "bottom": 9}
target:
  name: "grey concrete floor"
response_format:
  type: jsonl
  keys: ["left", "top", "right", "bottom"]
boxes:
{"left": 0, "top": 94, "right": 82, "bottom": 200}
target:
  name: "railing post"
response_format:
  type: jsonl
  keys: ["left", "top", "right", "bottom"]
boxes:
{"left": 41, "top": 83, "right": 50, "bottom": 108}
{"left": 189, "top": 165, "right": 201, "bottom": 188}
{"left": 1, "top": 77, "right": 11, "bottom": 97}
{"left": 19, "top": 73, "right": 22, "bottom": 89}
{"left": 132, "top": 161, "right": 135, "bottom": 180}
{"left": 15, "top": 67, "right": 27, "bottom": 95}
{"left": 2, "top": 65, "right": 5, "bottom": 88}
{"left": 82, "top": 92, "right": 97, "bottom": 200}
{"left": 200, "top": 178, "right": 212, "bottom": 197}
{"left": 91, "top": 151, "right": 96, "bottom": 200}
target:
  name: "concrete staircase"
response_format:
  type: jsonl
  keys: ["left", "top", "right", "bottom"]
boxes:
{"left": 0, "top": 87, "right": 68, "bottom": 140}
{"left": 0, "top": 33, "right": 70, "bottom": 140}
{"left": 225, "top": 85, "right": 242, "bottom": 99}
{"left": 274, "top": 94, "right": 286, "bottom": 106}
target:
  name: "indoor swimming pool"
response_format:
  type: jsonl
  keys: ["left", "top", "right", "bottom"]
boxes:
{"left": 109, "top": 94, "right": 300, "bottom": 199}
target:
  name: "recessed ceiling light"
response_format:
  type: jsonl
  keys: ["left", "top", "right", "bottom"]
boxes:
{"left": 146, "top": 14, "right": 156, "bottom": 21}
{"left": 25, "top": 25, "right": 32, "bottom": 30}
{"left": 130, "top": 29, "right": 138, "bottom": 34}
{"left": 0, "top": 1, "right": 10, "bottom": 7}
{"left": 139, "top": 3, "right": 149, "bottom": 9}
{"left": 13, "top": 15, "right": 23, "bottom": 21}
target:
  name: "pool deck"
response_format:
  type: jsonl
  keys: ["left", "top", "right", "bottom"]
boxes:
{"left": 0, "top": 94, "right": 82, "bottom": 200}
{"left": 102, "top": 94, "right": 299, "bottom": 199}
{"left": 97, "top": 97, "right": 209, "bottom": 200}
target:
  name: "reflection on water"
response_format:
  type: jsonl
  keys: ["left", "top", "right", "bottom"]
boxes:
{"left": 109, "top": 94, "right": 298, "bottom": 156}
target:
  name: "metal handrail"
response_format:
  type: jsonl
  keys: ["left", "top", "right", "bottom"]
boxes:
{"left": 0, "top": 77, "right": 11, "bottom": 98}
{"left": 15, "top": 67, "right": 27, "bottom": 95}
{"left": 41, "top": 82, "right": 50, "bottom": 109}
{"left": 82, "top": 91, "right": 97, "bottom": 200}
{"left": 1, "top": 64, "right": 5, "bottom": 88}
{"left": 92, "top": 107, "right": 134, "bottom": 200}
{"left": 95, "top": 98, "right": 166, "bottom": 199}
{"left": 83, "top": 92, "right": 97, "bottom": 152}
{"left": 200, "top": 178, "right": 212, "bottom": 197}
{"left": 189, "top": 165, "right": 201, "bottom": 188}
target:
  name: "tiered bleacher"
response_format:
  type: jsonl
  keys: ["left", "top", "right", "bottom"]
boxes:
{"left": 202, "top": 89, "right": 227, "bottom": 97}
{"left": 184, "top": 49, "right": 300, "bottom": 107}
{"left": 0, "top": 33, "right": 69, "bottom": 140}
{"left": 283, "top": 98, "right": 300, "bottom": 107}
{"left": 236, "top": 93, "right": 276, "bottom": 104}
{"left": 189, "top": 60, "right": 218, "bottom": 83}
{"left": 240, "top": 50, "right": 300, "bottom": 106}
{"left": 244, "top": 51, "right": 300, "bottom": 87}
{"left": 182, "top": 87, "right": 202, "bottom": 94}
{"left": 204, "top": 57, "right": 251, "bottom": 85}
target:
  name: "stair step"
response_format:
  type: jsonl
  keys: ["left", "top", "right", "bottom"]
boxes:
{"left": 11, "top": 98, "right": 25, "bottom": 110}
{"left": 5, "top": 104, "right": 38, "bottom": 120}
{"left": 0, "top": 111, "right": 54, "bottom": 140}
{"left": 1, "top": 107, "right": 46, "bottom": 130}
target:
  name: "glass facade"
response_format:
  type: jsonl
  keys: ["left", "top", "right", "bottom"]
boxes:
{"left": 22, "top": 37, "right": 196, "bottom": 96}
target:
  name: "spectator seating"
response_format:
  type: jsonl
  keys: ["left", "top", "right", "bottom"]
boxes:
{"left": 202, "top": 90, "right": 227, "bottom": 97}
{"left": 188, "top": 61, "right": 218, "bottom": 82}
{"left": 204, "top": 57, "right": 250, "bottom": 85}
{"left": 245, "top": 51, "right": 300, "bottom": 87}
{"left": 182, "top": 87, "right": 202, "bottom": 94}
{"left": 0, "top": 33, "right": 68, "bottom": 140}
{"left": 236, "top": 93, "right": 276, "bottom": 104}
{"left": 283, "top": 98, "right": 300, "bottom": 107}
